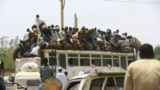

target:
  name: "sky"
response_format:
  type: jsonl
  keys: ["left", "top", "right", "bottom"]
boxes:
{"left": 0, "top": 0, "right": 160, "bottom": 47}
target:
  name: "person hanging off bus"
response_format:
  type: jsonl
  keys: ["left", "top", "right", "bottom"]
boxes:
{"left": 38, "top": 57, "right": 54, "bottom": 90}
{"left": 124, "top": 43, "right": 160, "bottom": 90}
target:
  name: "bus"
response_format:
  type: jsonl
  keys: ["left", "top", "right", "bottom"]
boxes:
{"left": 42, "top": 49, "right": 137, "bottom": 78}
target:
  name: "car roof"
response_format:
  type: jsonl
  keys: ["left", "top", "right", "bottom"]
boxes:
{"left": 70, "top": 71, "right": 125, "bottom": 80}
{"left": 71, "top": 73, "right": 90, "bottom": 80}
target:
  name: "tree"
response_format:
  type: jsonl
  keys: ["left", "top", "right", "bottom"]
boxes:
{"left": 0, "top": 36, "right": 9, "bottom": 54}
{"left": 154, "top": 45, "right": 160, "bottom": 60}
{"left": 0, "top": 36, "right": 20, "bottom": 69}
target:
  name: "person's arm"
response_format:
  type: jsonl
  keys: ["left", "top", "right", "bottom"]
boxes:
{"left": 124, "top": 66, "right": 133, "bottom": 90}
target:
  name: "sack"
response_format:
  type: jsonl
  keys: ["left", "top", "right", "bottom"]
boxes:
{"left": 20, "top": 62, "right": 38, "bottom": 72}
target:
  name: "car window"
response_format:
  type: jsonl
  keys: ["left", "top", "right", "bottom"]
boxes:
{"left": 115, "top": 77, "right": 124, "bottom": 90}
{"left": 66, "top": 81, "right": 80, "bottom": 90}
{"left": 90, "top": 78, "right": 105, "bottom": 90}
{"left": 104, "top": 77, "right": 116, "bottom": 90}
{"left": 104, "top": 77, "right": 124, "bottom": 90}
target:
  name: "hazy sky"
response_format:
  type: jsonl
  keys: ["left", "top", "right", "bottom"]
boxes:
{"left": 0, "top": 0, "right": 160, "bottom": 47}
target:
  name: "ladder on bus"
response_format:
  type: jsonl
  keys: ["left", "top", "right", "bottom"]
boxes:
{"left": 49, "top": 47, "right": 57, "bottom": 76}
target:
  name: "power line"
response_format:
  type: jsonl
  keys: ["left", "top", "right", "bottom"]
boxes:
{"left": 105, "top": 0, "right": 160, "bottom": 4}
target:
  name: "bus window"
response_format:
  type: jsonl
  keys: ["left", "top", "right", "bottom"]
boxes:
{"left": 128, "top": 56, "right": 135, "bottom": 65}
{"left": 68, "top": 58, "right": 78, "bottom": 66}
{"left": 80, "top": 59, "right": 90, "bottom": 66}
{"left": 80, "top": 54, "right": 89, "bottom": 58}
{"left": 68, "top": 58, "right": 74, "bottom": 65}
{"left": 113, "top": 56, "right": 118, "bottom": 59}
{"left": 49, "top": 51, "right": 56, "bottom": 65}
{"left": 128, "top": 56, "right": 134, "bottom": 61}
{"left": 92, "top": 59, "right": 101, "bottom": 66}
{"left": 103, "top": 55, "right": 111, "bottom": 59}
{"left": 49, "top": 57, "right": 57, "bottom": 65}
{"left": 92, "top": 55, "right": 100, "bottom": 58}
{"left": 121, "top": 56, "right": 127, "bottom": 69}
{"left": 68, "top": 54, "right": 78, "bottom": 58}
{"left": 113, "top": 56, "right": 119, "bottom": 67}
{"left": 59, "top": 54, "right": 66, "bottom": 68}
{"left": 103, "top": 59, "right": 111, "bottom": 66}
{"left": 113, "top": 59, "right": 119, "bottom": 67}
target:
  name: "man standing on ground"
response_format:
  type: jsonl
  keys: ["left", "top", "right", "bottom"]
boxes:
{"left": 124, "top": 43, "right": 160, "bottom": 90}
{"left": 56, "top": 67, "right": 67, "bottom": 90}
{"left": 38, "top": 57, "right": 53, "bottom": 90}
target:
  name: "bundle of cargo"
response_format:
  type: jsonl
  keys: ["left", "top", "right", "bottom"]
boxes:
{"left": 14, "top": 57, "right": 41, "bottom": 90}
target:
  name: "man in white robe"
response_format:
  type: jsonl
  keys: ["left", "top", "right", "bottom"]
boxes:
{"left": 56, "top": 67, "right": 67, "bottom": 90}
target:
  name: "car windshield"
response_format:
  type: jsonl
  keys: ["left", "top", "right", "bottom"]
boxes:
{"left": 115, "top": 77, "right": 124, "bottom": 89}
{"left": 66, "top": 80, "right": 81, "bottom": 90}
{"left": 105, "top": 76, "right": 124, "bottom": 90}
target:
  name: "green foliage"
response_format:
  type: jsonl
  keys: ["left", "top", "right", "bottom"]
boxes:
{"left": 154, "top": 45, "right": 160, "bottom": 60}
{"left": 0, "top": 36, "right": 19, "bottom": 69}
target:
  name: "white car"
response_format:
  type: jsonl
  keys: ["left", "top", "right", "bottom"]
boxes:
{"left": 65, "top": 71, "right": 125, "bottom": 90}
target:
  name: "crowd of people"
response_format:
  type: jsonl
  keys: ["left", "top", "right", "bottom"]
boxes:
{"left": 20, "top": 14, "right": 137, "bottom": 58}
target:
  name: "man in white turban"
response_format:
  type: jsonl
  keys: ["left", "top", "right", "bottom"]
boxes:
{"left": 56, "top": 67, "right": 67, "bottom": 90}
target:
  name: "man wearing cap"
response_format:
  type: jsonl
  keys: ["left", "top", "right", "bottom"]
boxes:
{"left": 56, "top": 67, "right": 67, "bottom": 90}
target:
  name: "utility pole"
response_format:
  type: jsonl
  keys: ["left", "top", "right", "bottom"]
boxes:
{"left": 74, "top": 13, "right": 78, "bottom": 28}
{"left": 60, "top": 0, "right": 66, "bottom": 29}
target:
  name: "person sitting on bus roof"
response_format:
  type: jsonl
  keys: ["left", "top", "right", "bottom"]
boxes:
{"left": 41, "top": 23, "right": 52, "bottom": 42}
{"left": 50, "top": 25, "right": 57, "bottom": 41}
{"left": 113, "top": 29, "right": 119, "bottom": 36}
{"left": 90, "top": 29, "right": 97, "bottom": 46}
{"left": 122, "top": 32, "right": 127, "bottom": 40}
